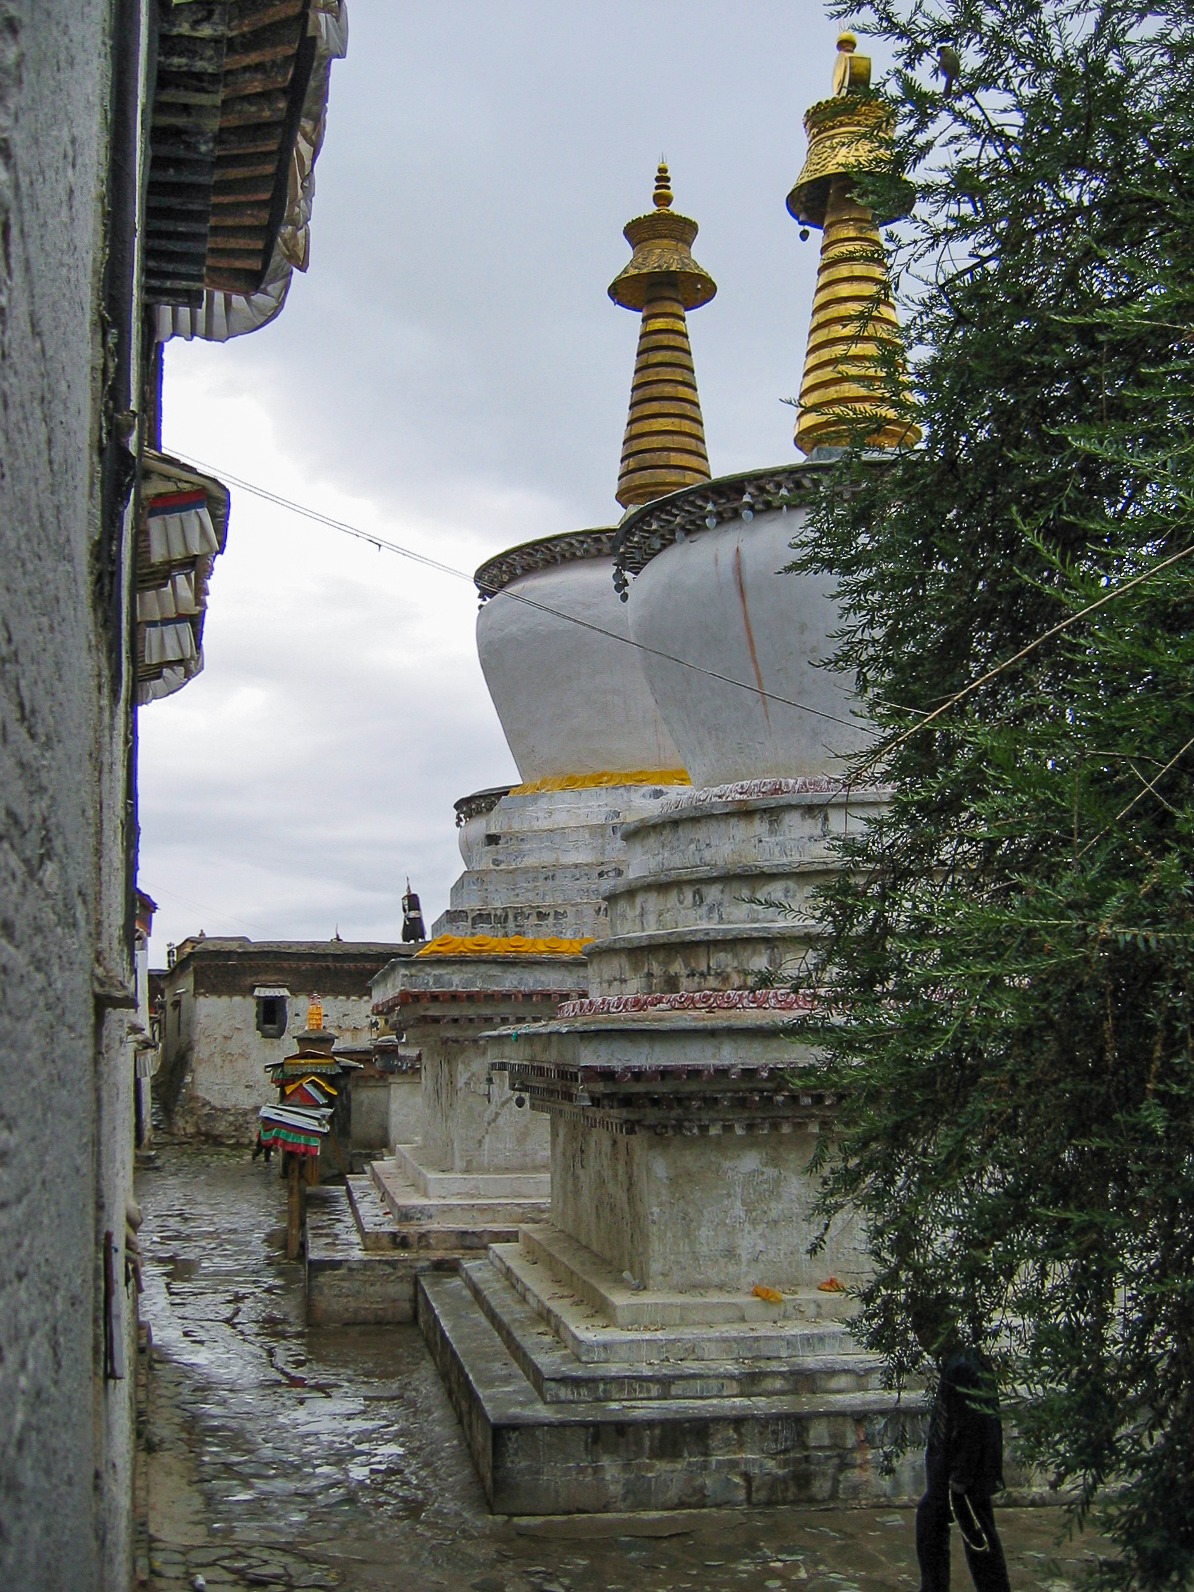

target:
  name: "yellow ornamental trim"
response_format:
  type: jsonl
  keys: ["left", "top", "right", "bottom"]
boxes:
{"left": 415, "top": 935, "right": 594, "bottom": 958}
{"left": 510, "top": 768, "right": 691, "bottom": 796}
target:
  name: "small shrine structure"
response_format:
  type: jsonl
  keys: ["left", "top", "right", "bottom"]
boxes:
{"left": 259, "top": 997, "right": 362, "bottom": 1258}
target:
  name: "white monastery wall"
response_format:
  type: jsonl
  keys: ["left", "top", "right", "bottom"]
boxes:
{"left": 0, "top": 4, "right": 144, "bottom": 1587}
{"left": 175, "top": 991, "right": 373, "bottom": 1142}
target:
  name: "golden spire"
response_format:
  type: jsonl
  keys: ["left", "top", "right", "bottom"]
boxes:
{"left": 787, "top": 33, "right": 920, "bottom": 454}
{"left": 609, "top": 162, "right": 716, "bottom": 510}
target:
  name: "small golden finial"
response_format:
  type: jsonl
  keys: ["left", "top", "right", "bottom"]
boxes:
{"left": 307, "top": 995, "right": 323, "bottom": 1032}
{"left": 609, "top": 164, "right": 717, "bottom": 509}
{"left": 787, "top": 33, "right": 919, "bottom": 454}
{"left": 831, "top": 32, "right": 870, "bottom": 95}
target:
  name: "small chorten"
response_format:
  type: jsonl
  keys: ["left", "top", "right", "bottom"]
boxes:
{"left": 609, "top": 163, "right": 716, "bottom": 510}
{"left": 294, "top": 993, "right": 335, "bottom": 1057}
{"left": 787, "top": 33, "right": 920, "bottom": 454}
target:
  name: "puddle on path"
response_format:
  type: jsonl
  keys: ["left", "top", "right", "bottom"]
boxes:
{"left": 139, "top": 1146, "right": 1106, "bottom": 1592}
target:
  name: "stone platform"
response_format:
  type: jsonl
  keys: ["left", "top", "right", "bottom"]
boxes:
{"left": 303, "top": 1149, "right": 549, "bottom": 1325}
{"left": 412, "top": 780, "right": 929, "bottom": 1511}
{"left": 419, "top": 1255, "right": 924, "bottom": 1515}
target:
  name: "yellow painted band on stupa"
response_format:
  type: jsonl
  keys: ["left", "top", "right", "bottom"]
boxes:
{"left": 510, "top": 768, "right": 691, "bottom": 796}
{"left": 415, "top": 934, "right": 594, "bottom": 958}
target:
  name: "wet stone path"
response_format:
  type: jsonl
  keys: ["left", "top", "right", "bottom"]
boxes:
{"left": 139, "top": 1146, "right": 1106, "bottom": 1592}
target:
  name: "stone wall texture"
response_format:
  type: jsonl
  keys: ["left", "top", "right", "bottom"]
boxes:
{"left": 0, "top": 4, "right": 138, "bottom": 1588}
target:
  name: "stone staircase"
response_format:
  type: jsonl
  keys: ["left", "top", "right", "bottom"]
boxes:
{"left": 303, "top": 1155, "right": 549, "bottom": 1326}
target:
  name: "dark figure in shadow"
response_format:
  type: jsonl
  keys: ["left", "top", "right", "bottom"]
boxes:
{"left": 912, "top": 1304, "right": 1011, "bottom": 1592}
{"left": 251, "top": 1130, "right": 273, "bottom": 1165}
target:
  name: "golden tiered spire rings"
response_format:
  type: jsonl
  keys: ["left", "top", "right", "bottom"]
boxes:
{"left": 787, "top": 33, "right": 920, "bottom": 454}
{"left": 609, "top": 163, "right": 716, "bottom": 510}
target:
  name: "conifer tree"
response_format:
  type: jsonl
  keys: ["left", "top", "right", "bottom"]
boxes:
{"left": 790, "top": 3, "right": 1194, "bottom": 1584}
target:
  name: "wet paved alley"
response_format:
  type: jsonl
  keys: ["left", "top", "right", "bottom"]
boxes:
{"left": 139, "top": 1147, "right": 1107, "bottom": 1592}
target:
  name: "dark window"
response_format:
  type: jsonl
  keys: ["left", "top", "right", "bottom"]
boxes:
{"left": 256, "top": 996, "right": 287, "bottom": 1039}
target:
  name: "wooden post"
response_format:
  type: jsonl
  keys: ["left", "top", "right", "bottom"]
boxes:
{"left": 286, "top": 1155, "right": 303, "bottom": 1261}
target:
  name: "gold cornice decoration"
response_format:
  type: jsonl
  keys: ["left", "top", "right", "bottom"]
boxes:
{"left": 787, "top": 34, "right": 920, "bottom": 455}
{"left": 509, "top": 768, "right": 692, "bottom": 796}
{"left": 415, "top": 935, "right": 594, "bottom": 958}
{"left": 609, "top": 163, "right": 716, "bottom": 510}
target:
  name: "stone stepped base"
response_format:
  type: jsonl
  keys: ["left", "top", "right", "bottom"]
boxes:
{"left": 304, "top": 1186, "right": 458, "bottom": 1326}
{"left": 386, "top": 1146, "right": 550, "bottom": 1202}
{"left": 506, "top": 1223, "right": 853, "bottom": 1335}
{"left": 303, "top": 1174, "right": 522, "bottom": 1326}
{"left": 346, "top": 1176, "right": 519, "bottom": 1254}
{"left": 418, "top": 1271, "right": 926, "bottom": 1515}
{"left": 461, "top": 1257, "right": 885, "bottom": 1403}
{"left": 367, "top": 1155, "right": 550, "bottom": 1230}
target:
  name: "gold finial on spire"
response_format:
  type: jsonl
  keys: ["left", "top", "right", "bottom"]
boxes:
{"left": 831, "top": 31, "right": 869, "bottom": 95}
{"left": 787, "top": 34, "right": 920, "bottom": 454}
{"left": 609, "top": 165, "right": 716, "bottom": 510}
{"left": 307, "top": 995, "right": 323, "bottom": 1032}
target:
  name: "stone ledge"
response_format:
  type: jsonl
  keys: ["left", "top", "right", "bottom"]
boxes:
{"left": 367, "top": 1155, "right": 550, "bottom": 1230}
{"left": 386, "top": 1145, "right": 550, "bottom": 1201}
{"left": 593, "top": 922, "right": 823, "bottom": 955}
{"left": 418, "top": 1271, "right": 926, "bottom": 1515}
{"left": 461, "top": 1256, "right": 885, "bottom": 1403}
{"left": 504, "top": 1225, "right": 855, "bottom": 1334}
{"left": 601, "top": 856, "right": 841, "bottom": 898}
{"left": 304, "top": 1185, "right": 459, "bottom": 1324}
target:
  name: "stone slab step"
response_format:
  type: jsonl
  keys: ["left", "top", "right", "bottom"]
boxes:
{"left": 343, "top": 1174, "right": 519, "bottom": 1253}
{"left": 385, "top": 1147, "right": 550, "bottom": 1202}
{"left": 367, "top": 1156, "right": 550, "bottom": 1228}
{"left": 509, "top": 1224, "right": 853, "bottom": 1333}
{"left": 305, "top": 1185, "right": 505, "bottom": 1326}
{"left": 417, "top": 1271, "right": 925, "bottom": 1516}
{"left": 460, "top": 1257, "right": 885, "bottom": 1403}
{"left": 303, "top": 1185, "right": 448, "bottom": 1325}
{"left": 490, "top": 1241, "right": 855, "bottom": 1365}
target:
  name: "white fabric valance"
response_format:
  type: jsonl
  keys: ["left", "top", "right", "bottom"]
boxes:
{"left": 137, "top": 571, "right": 198, "bottom": 622}
{"left": 147, "top": 504, "right": 220, "bottom": 564}
{"left": 143, "top": 620, "right": 198, "bottom": 666}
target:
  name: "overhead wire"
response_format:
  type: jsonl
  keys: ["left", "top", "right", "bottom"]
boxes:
{"left": 178, "top": 457, "right": 1194, "bottom": 769}
{"left": 177, "top": 455, "right": 872, "bottom": 736}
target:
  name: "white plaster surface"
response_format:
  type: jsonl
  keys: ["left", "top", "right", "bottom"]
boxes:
{"left": 552, "top": 1119, "right": 866, "bottom": 1295}
{"left": 386, "top": 1073, "right": 424, "bottom": 1152}
{"left": 477, "top": 555, "right": 683, "bottom": 781}
{"left": 349, "top": 1079, "right": 391, "bottom": 1151}
{"left": 0, "top": 7, "right": 143, "bottom": 1587}
{"left": 170, "top": 988, "right": 372, "bottom": 1139}
{"left": 627, "top": 507, "right": 872, "bottom": 786}
{"left": 418, "top": 1042, "right": 550, "bottom": 1175}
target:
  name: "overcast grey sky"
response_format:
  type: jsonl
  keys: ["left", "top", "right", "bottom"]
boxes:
{"left": 139, "top": 1, "right": 858, "bottom": 958}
